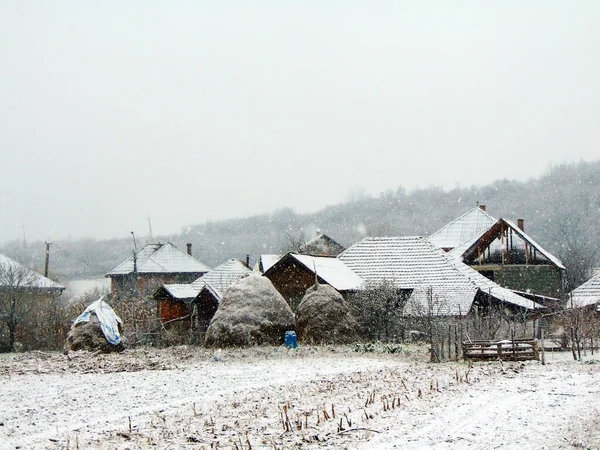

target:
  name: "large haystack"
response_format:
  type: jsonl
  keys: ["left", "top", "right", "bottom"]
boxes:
{"left": 205, "top": 274, "right": 295, "bottom": 347}
{"left": 64, "top": 299, "right": 126, "bottom": 353}
{"left": 295, "top": 283, "right": 360, "bottom": 344}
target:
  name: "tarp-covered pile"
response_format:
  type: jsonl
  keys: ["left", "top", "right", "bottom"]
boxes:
{"left": 64, "top": 298, "right": 126, "bottom": 353}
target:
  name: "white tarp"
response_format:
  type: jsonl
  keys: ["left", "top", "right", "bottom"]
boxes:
{"left": 73, "top": 297, "right": 123, "bottom": 345}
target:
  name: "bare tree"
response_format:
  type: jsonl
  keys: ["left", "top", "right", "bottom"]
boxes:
{"left": 348, "top": 280, "right": 406, "bottom": 342}
{"left": 404, "top": 287, "right": 450, "bottom": 361}
{"left": 0, "top": 262, "right": 41, "bottom": 351}
{"left": 281, "top": 231, "right": 307, "bottom": 254}
{"left": 558, "top": 296, "right": 600, "bottom": 361}
{"left": 552, "top": 216, "right": 598, "bottom": 293}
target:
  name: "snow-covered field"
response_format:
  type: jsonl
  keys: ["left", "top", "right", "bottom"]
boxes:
{"left": 0, "top": 346, "right": 599, "bottom": 449}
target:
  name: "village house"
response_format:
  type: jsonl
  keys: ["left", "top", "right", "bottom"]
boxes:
{"left": 298, "top": 233, "right": 346, "bottom": 256}
{"left": 153, "top": 258, "right": 252, "bottom": 333}
{"left": 428, "top": 205, "right": 565, "bottom": 299}
{"left": 337, "top": 236, "right": 544, "bottom": 339}
{"left": 105, "top": 242, "right": 211, "bottom": 300}
{"left": 264, "top": 235, "right": 543, "bottom": 340}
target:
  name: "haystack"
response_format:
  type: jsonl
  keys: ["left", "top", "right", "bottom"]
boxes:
{"left": 295, "top": 283, "right": 360, "bottom": 344}
{"left": 64, "top": 298, "right": 126, "bottom": 353}
{"left": 205, "top": 274, "right": 295, "bottom": 347}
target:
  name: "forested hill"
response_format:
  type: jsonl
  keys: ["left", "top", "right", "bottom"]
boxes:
{"left": 3, "top": 160, "right": 600, "bottom": 282}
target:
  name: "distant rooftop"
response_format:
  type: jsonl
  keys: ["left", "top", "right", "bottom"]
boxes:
{"left": 0, "top": 253, "right": 65, "bottom": 290}
{"left": 106, "top": 242, "right": 211, "bottom": 276}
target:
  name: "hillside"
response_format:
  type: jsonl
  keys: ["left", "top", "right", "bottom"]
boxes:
{"left": 2, "top": 159, "right": 599, "bottom": 283}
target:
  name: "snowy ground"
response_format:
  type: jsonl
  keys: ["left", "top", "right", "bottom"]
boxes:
{"left": 0, "top": 345, "right": 599, "bottom": 450}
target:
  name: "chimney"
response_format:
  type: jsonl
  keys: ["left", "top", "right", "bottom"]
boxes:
{"left": 479, "top": 204, "right": 486, "bottom": 211}
{"left": 245, "top": 254, "right": 250, "bottom": 267}
{"left": 186, "top": 243, "right": 192, "bottom": 256}
{"left": 517, "top": 219, "right": 524, "bottom": 231}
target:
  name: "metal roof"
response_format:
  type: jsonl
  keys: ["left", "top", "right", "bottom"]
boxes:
{"left": 106, "top": 242, "right": 211, "bottom": 276}
{"left": 338, "top": 236, "right": 542, "bottom": 315}
{"left": 569, "top": 272, "right": 600, "bottom": 308}
{"left": 0, "top": 253, "right": 65, "bottom": 290}
{"left": 428, "top": 207, "right": 497, "bottom": 250}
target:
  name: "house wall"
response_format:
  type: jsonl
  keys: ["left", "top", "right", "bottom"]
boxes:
{"left": 157, "top": 298, "right": 190, "bottom": 325}
{"left": 265, "top": 263, "right": 316, "bottom": 311}
{"left": 195, "top": 291, "right": 219, "bottom": 332}
{"left": 473, "top": 265, "right": 563, "bottom": 298}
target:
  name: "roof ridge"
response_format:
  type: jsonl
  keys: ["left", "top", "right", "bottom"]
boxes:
{"left": 428, "top": 206, "right": 497, "bottom": 240}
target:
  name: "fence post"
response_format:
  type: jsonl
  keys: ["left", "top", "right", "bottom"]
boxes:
{"left": 454, "top": 326, "right": 459, "bottom": 361}
{"left": 511, "top": 329, "right": 516, "bottom": 360}
{"left": 541, "top": 329, "right": 545, "bottom": 365}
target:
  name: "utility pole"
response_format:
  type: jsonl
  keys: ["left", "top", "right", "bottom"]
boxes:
{"left": 44, "top": 241, "right": 52, "bottom": 278}
{"left": 130, "top": 231, "right": 139, "bottom": 338}
{"left": 147, "top": 217, "right": 154, "bottom": 244}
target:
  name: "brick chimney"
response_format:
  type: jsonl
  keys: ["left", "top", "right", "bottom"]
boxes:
{"left": 517, "top": 219, "right": 524, "bottom": 231}
{"left": 186, "top": 243, "right": 192, "bottom": 256}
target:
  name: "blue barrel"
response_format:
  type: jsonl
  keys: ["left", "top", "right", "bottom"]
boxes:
{"left": 284, "top": 331, "right": 298, "bottom": 348}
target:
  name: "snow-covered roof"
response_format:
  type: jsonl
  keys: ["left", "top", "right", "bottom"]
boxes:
{"left": 191, "top": 258, "right": 252, "bottom": 300}
{"left": 428, "top": 207, "right": 497, "bottom": 250}
{"left": 256, "top": 254, "right": 282, "bottom": 273}
{"left": 448, "top": 258, "right": 541, "bottom": 310}
{"left": 338, "top": 236, "right": 541, "bottom": 315}
{"left": 161, "top": 284, "right": 199, "bottom": 302}
{"left": 0, "top": 253, "right": 65, "bottom": 291}
{"left": 339, "top": 237, "right": 468, "bottom": 289}
{"left": 568, "top": 272, "right": 600, "bottom": 308}
{"left": 106, "top": 242, "right": 211, "bottom": 276}
{"left": 264, "top": 253, "right": 364, "bottom": 291}
{"left": 160, "top": 258, "right": 251, "bottom": 302}
{"left": 298, "top": 234, "right": 345, "bottom": 256}
{"left": 449, "top": 219, "right": 565, "bottom": 270}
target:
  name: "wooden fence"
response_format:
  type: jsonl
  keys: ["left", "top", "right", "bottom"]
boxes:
{"left": 463, "top": 338, "right": 539, "bottom": 362}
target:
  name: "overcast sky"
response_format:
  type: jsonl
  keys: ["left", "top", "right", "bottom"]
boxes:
{"left": 1, "top": 1, "right": 599, "bottom": 243}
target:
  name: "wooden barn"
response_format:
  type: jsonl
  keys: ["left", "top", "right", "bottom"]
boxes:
{"left": 153, "top": 258, "right": 252, "bottom": 333}
{"left": 263, "top": 253, "right": 363, "bottom": 310}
